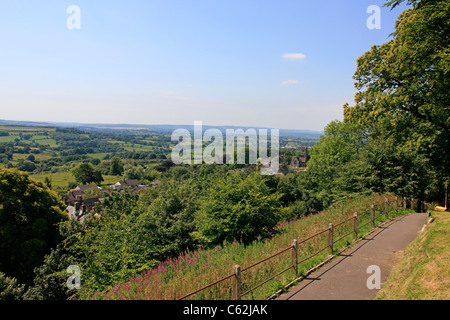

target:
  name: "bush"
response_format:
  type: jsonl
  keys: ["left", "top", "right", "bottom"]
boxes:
{"left": 193, "top": 172, "right": 282, "bottom": 246}
{"left": 0, "top": 272, "right": 26, "bottom": 300}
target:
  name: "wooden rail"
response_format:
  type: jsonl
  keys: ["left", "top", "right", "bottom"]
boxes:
{"left": 177, "top": 196, "right": 414, "bottom": 300}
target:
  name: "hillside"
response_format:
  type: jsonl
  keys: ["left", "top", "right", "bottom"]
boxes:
{"left": 376, "top": 211, "right": 450, "bottom": 300}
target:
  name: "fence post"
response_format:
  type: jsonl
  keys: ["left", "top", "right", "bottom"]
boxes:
{"left": 385, "top": 199, "right": 389, "bottom": 219}
{"left": 411, "top": 198, "right": 415, "bottom": 210}
{"left": 370, "top": 205, "right": 375, "bottom": 228}
{"left": 353, "top": 213, "right": 358, "bottom": 240}
{"left": 403, "top": 197, "right": 407, "bottom": 209}
{"left": 232, "top": 265, "right": 241, "bottom": 300}
{"left": 394, "top": 197, "right": 398, "bottom": 211}
{"left": 328, "top": 224, "right": 334, "bottom": 253}
{"left": 291, "top": 240, "right": 298, "bottom": 276}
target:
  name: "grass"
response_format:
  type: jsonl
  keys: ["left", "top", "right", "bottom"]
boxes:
{"left": 12, "top": 152, "right": 54, "bottom": 162}
{"left": 0, "top": 126, "right": 56, "bottom": 131}
{"left": 0, "top": 131, "right": 58, "bottom": 147}
{"left": 31, "top": 171, "right": 123, "bottom": 190}
{"left": 87, "top": 153, "right": 110, "bottom": 160}
{"left": 86, "top": 193, "right": 406, "bottom": 300}
{"left": 375, "top": 211, "right": 450, "bottom": 300}
{"left": 0, "top": 135, "right": 17, "bottom": 143}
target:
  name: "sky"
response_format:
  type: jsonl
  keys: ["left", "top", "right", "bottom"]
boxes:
{"left": 0, "top": 0, "right": 410, "bottom": 131}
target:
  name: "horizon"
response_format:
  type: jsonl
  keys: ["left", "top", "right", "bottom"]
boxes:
{"left": 0, "top": 118, "right": 325, "bottom": 134}
{"left": 0, "top": 1, "right": 409, "bottom": 131}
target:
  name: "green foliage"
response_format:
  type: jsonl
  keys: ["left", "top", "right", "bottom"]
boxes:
{"left": 305, "top": 121, "right": 366, "bottom": 206}
{"left": 344, "top": 0, "right": 450, "bottom": 198}
{"left": 70, "top": 163, "right": 104, "bottom": 185}
{"left": 193, "top": 172, "right": 282, "bottom": 246}
{"left": 23, "top": 246, "right": 76, "bottom": 300}
{"left": 123, "top": 164, "right": 144, "bottom": 180}
{"left": 0, "top": 169, "right": 68, "bottom": 286}
{"left": 0, "top": 272, "right": 26, "bottom": 300}
{"left": 109, "top": 157, "right": 124, "bottom": 176}
{"left": 3, "top": 0, "right": 447, "bottom": 300}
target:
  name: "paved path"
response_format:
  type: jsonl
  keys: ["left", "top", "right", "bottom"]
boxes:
{"left": 277, "top": 212, "right": 428, "bottom": 300}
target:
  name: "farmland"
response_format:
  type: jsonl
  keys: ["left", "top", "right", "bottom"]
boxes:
{"left": 0, "top": 123, "right": 315, "bottom": 193}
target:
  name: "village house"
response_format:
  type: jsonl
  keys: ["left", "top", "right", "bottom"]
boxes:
{"left": 290, "top": 156, "right": 307, "bottom": 168}
{"left": 66, "top": 194, "right": 101, "bottom": 223}
{"left": 110, "top": 179, "right": 141, "bottom": 190}
{"left": 150, "top": 180, "right": 161, "bottom": 189}
{"left": 74, "top": 184, "right": 100, "bottom": 192}
{"left": 290, "top": 146, "right": 310, "bottom": 168}
{"left": 65, "top": 180, "right": 149, "bottom": 222}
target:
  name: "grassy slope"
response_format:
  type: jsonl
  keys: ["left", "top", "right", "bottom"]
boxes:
{"left": 376, "top": 211, "right": 450, "bottom": 300}
{"left": 88, "top": 194, "right": 404, "bottom": 300}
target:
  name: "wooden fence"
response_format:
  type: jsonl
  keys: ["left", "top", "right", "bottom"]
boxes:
{"left": 177, "top": 196, "right": 417, "bottom": 300}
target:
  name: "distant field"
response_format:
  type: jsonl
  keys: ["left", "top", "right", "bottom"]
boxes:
{"left": 107, "top": 139, "right": 155, "bottom": 152}
{"left": 122, "top": 144, "right": 154, "bottom": 152}
{"left": 31, "top": 171, "right": 123, "bottom": 190}
{"left": 0, "top": 135, "right": 16, "bottom": 143}
{"left": 0, "top": 126, "right": 59, "bottom": 147}
{"left": 12, "top": 152, "right": 54, "bottom": 161}
{"left": 0, "top": 126, "right": 56, "bottom": 132}
{"left": 87, "top": 153, "right": 110, "bottom": 160}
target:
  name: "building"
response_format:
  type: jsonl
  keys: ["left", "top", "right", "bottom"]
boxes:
{"left": 111, "top": 179, "right": 141, "bottom": 190}
{"left": 74, "top": 184, "right": 100, "bottom": 192}
{"left": 66, "top": 195, "right": 101, "bottom": 223}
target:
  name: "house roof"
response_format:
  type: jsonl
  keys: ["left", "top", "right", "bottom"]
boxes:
{"left": 151, "top": 180, "right": 161, "bottom": 188}
{"left": 116, "top": 179, "right": 140, "bottom": 186}
{"left": 75, "top": 184, "right": 99, "bottom": 191}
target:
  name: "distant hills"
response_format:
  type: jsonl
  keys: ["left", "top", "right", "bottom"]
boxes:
{"left": 0, "top": 119, "right": 323, "bottom": 140}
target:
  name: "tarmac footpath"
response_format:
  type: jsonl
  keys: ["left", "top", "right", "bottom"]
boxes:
{"left": 277, "top": 212, "right": 428, "bottom": 300}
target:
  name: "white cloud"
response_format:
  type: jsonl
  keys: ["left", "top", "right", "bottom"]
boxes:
{"left": 282, "top": 53, "right": 306, "bottom": 60}
{"left": 281, "top": 80, "right": 299, "bottom": 85}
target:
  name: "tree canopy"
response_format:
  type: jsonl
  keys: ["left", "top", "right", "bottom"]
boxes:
{"left": 342, "top": 0, "right": 449, "bottom": 199}
{"left": 0, "top": 169, "right": 68, "bottom": 285}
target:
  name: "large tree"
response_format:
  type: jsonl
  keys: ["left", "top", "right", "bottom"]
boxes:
{"left": 0, "top": 169, "right": 68, "bottom": 286}
{"left": 70, "top": 163, "right": 104, "bottom": 185}
{"left": 343, "top": 0, "right": 449, "bottom": 199}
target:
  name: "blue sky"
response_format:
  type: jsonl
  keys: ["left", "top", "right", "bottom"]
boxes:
{"left": 0, "top": 0, "right": 409, "bottom": 130}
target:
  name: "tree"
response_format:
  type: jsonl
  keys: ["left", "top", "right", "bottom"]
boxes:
{"left": 0, "top": 169, "right": 67, "bottom": 286}
{"left": 305, "top": 121, "right": 367, "bottom": 207}
{"left": 138, "top": 181, "right": 198, "bottom": 259}
{"left": 356, "top": 134, "right": 432, "bottom": 199}
{"left": 155, "top": 159, "right": 176, "bottom": 172}
{"left": 109, "top": 157, "right": 124, "bottom": 176}
{"left": 71, "top": 163, "right": 103, "bottom": 185}
{"left": 124, "top": 165, "right": 144, "bottom": 180}
{"left": 44, "top": 176, "right": 52, "bottom": 189}
{"left": 343, "top": 0, "right": 450, "bottom": 199}
{"left": 0, "top": 272, "right": 26, "bottom": 300}
{"left": 17, "top": 160, "right": 36, "bottom": 172}
{"left": 84, "top": 170, "right": 104, "bottom": 185}
{"left": 71, "top": 163, "right": 94, "bottom": 184}
{"left": 193, "top": 172, "right": 282, "bottom": 245}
